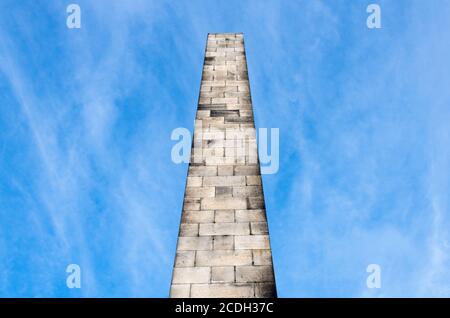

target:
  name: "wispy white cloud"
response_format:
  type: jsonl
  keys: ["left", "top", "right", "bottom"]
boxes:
{"left": 244, "top": 0, "right": 450, "bottom": 296}
{"left": 1, "top": 0, "right": 449, "bottom": 297}
{"left": 0, "top": 1, "right": 197, "bottom": 296}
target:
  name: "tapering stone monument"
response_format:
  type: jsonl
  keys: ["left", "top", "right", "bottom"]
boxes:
{"left": 170, "top": 33, "right": 276, "bottom": 298}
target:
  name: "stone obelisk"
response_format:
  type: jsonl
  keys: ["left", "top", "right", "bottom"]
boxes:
{"left": 170, "top": 33, "right": 276, "bottom": 298}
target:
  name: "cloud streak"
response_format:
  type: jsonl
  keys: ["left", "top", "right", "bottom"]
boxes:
{"left": 0, "top": 0, "right": 449, "bottom": 297}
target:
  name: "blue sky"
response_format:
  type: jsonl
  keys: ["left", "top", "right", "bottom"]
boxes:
{"left": 1, "top": 0, "right": 449, "bottom": 297}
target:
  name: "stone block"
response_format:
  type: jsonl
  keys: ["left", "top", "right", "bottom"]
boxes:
{"left": 234, "top": 165, "right": 259, "bottom": 176}
{"left": 225, "top": 128, "right": 256, "bottom": 140}
{"left": 225, "top": 147, "right": 247, "bottom": 158}
{"left": 225, "top": 116, "right": 253, "bottom": 124}
{"left": 232, "top": 186, "right": 262, "bottom": 197}
{"left": 186, "top": 176, "right": 202, "bottom": 187}
{"left": 205, "top": 156, "right": 245, "bottom": 166}
{"left": 250, "top": 222, "right": 269, "bottom": 235}
{"left": 175, "top": 251, "right": 195, "bottom": 267}
{"left": 196, "top": 250, "right": 252, "bottom": 266}
{"left": 203, "top": 176, "right": 246, "bottom": 186}
{"left": 224, "top": 91, "right": 250, "bottom": 98}
{"left": 196, "top": 110, "right": 211, "bottom": 118}
{"left": 238, "top": 85, "right": 249, "bottom": 92}
{"left": 235, "top": 209, "right": 266, "bottom": 222}
{"left": 215, "top": 186, "right": 232, "bottom": 198}
{"left": 172, "top": 267, "right": 211, "bottom": 284}
{"left": 212, "top": 86, "right": 237, "bottom": 92}
{"left": 178, "top": 237, "right": 212, "bottom": 251}
{"left": 201, "top": 197, "right": 247, "bottom": 210}
{"left": 199, "top": 97, "right": 211, "bottom": 104}
{"left": 170, "top": 284, "right": 190, "bottom": 298}
{"left": 211, "top": 110, "right": 240, "bottom": 117}
{"left": 246, "top": 175, "right": 262, "bottom": 186}
{"left": 212, "top": 97, "right": 239, "bottom": 104}
{"left": 199, "top": 222, "right": 250, "bottom": 236}
{"left": 190, "top": 283, "right": 254, "bottom": 298}
{"left": 213, "top": 235, "right": 234, "bottom": 250}
{"left": 182, "top": 210, "right": 215, "bottom": 223}
{"left": 179, "top": 223, "right": 199, "bottom": 237}
{"left": 189, "top": 166, "right": 217, "bottom": 176}
{"left": 215, "top": 210, "right": 235, "bottom": 222}
{"left": 202, "top": 147, "right": 224, "bottom": 158}
{"left": 252, "top": 250, "right": 273, "bottom": 266}
{"left": 218, "top": 165, "right": 234, "bottom": 176}
{"left": 201, "top": 80, "right": 226, "bottom": 87}
{"left": 185, "top": 187, "right": 216, "bottom": 198}
{"left": 235, "top": 235, "right": 270, "bottom": 250}
{"left": 248, "top": 196, "right": 265, "bottom": 209}
{"left": 211, "top": 267, "right": 235, "bottom": 283}
{"left": 236, "top": 266, "right": 274, "bottom": 283}
{"left": 199, "top": 131, "right": 225, "bottom": 141}
{"left": 255, "top": 282, "right": 276, "bottom": 298}
{"left": 183, "top": 198, "right": 200, "bottom": 210}
{"left": 239, "top": 110, "right": 253, "bottom": 117}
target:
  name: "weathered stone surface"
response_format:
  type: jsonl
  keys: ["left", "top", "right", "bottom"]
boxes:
{"left": 182, "top": 210, "right": 215, "bottom": 223}
{"left": 196, "top": 250, "right": 252, "bottom": 266}
{"left": 179, "top": 223, "right": 199, "bottom": 237}
{"left": 235, "top": 235, "right": 270, "bottom": 250}
{"left": 205, "top": 156, "right": 245, "bottom": 166}
{"left": 175, "top": 251, "right": 196, "bottom": 267}
{"left": 171, "top": 33, "right": 275, "bottom": 298}
{"left": 183, "top": 198, "right": 200, "bottom": 211}
{"left": 172, "top": 267, "right": 211, "bottom": 284}
{"left": 203, "top": 176, "right": 246, "bottom": 187}
{"left": 199, "top": 222, "right": 250, "bottom": 236}
{"left": 211, "top": 110, "right": 240, "bottom": 117}
{"left": 211, "top": 267, "right": 235, "bottom": 283}
{"left": 252, "top": 250, "right": 273, "bottom": 266}
{"left": 248, "top": 196, "right": 265, "bottom": 209}
{"left": 235, "top": 209, "right": 266, "bottom": 222}
{"left": 215, "top": 210, "right": 235, "bottom": 222}
{"left": 226, "top": 128, "right": 256, "bottom": 140}
{"left": 212, "top": 97, "right": 238, "bottom": 104}
{"left": 255, "top": 282, "right": 277, "bottom": 298}
{"left": 250, "top": 222, "right": 269, "bottom": 235}
{"left": 189, "top": 166, "right": 217, "bottom": 176}
{"left": 232, "top": 186, "right": 263, "bottom": 198}
{"left": 246, "top": 175, "right": 262, "bottom": 186}
{"left": 191, "top": 283, "right": 254, "bottom": 298}
{"left": 213, "top": 235, "right": 234, "bottom": 250}
{"left": 218, "top": 165, "right": 234, "bottom": 176}
{"left": 196, "top": 109, "right": 211, "bottom": 118}
{"left": 187, "top": 176, "right": 203, "bottom": 187}
{"left": 177, "top": 237, "right": 213, "bottom": 251}
{"left": 234, "top": 166, "right": 259, "bottom": 176}
{"left": 216, "top": 186, "right": 232, "bottom": 198}
{"left": 201, "top": 197, "right": 247, "bottom": 210}
{"left": 236, "top": 266, "right": 274, "bottom": 283}
{"left": 185, "top": 187, "right": 216, "bottom": 198}
{"left": 170, "top": 284, "right": 190, "bottom": 298}
{"left": 202, "top": 147, "right": 224, "bottom": 158}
